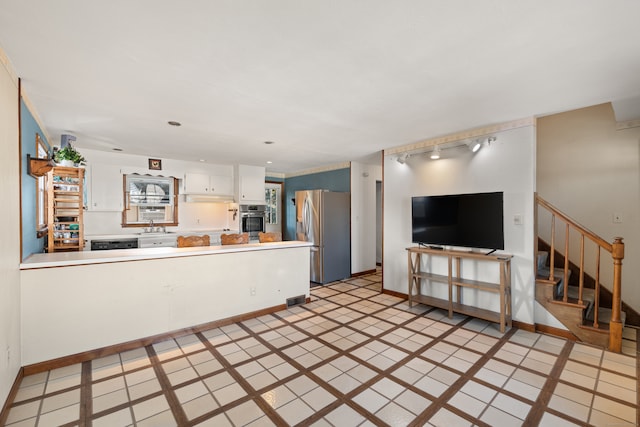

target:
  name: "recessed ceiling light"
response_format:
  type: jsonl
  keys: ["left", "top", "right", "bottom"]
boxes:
{"left": 266, "top": 161, "right": 273, "bottom": 164}
{"left": 168, "top": 121, "right": 181, "bottom": 127}
{"left": 199, "top": 159, "right": 206, "bottom": 162}
{"left": 264, "top": 141, "right": 275, "bottom": 145}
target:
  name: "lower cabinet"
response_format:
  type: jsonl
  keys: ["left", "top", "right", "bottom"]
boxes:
{"left": 138, "top": 235, "right": 177, "bottom": 248}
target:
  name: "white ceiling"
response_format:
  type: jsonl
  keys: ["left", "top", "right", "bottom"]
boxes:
{"left": 2, "top": 1, "right": 640, "bottom": 173}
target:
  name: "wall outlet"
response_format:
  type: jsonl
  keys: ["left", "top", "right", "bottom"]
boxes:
{"left": 6, "top": 346, "right": 10, "bottom": 364}
{"left": 196, "top": 218, "right": 200, "bottom": 224}
{"left": 250, "top": 287, "right": 256, "bottom": 296}
{"left": 613, "top": 213, "right": 623, "bottom": 223}
{"left": 513, "top": 214, "right": 523, "bottom": 225}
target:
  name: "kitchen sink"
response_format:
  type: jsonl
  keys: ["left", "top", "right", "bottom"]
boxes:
{"left": 136, "top": 231, "right": 176, "bottom": 235}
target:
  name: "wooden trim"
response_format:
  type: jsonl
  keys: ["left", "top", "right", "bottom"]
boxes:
{"left": 539, "top": 238, "right": 640, "bottom": 326}
{"left": 0, "top": 367, "right": 24, "bottom": 426}
{"left": 536, "top": 195, "right": 612, "bottom": 251}
{"left": 121, "top": 175, "right": 179, "bottom": 227}
{"left": 534, "top": 323, "right": 579, "bottom": 341}
{"left": 382, "top": 288, "right": 407, "bottom": 299}
{"left": 616, "top": 118, "right": 640, "bottom": 130}
{"left": 512, "top": 320, "right": 535, "bottom": 333}
{"left": 385, "top": 117, "right": 535, "bottom": 156}
{"left": 0, "top": 45, "right": 19, "bottom": 87}
{"left": 351, "top": 268, "right": 376, "bottom": 277}
{"left": 22, "top": 303, "right": 289, "bottom": 376}
{"left": 27, "top": 154, "right": 54, "bottom": 178}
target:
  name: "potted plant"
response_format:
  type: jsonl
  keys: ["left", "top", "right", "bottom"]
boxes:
{"left": 53, "top": 144, "right": 85, "bottom": 167}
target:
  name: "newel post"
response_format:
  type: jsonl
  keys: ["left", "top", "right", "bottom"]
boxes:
{"left": 609, "top": 237, "right": 624, "bottom": 353}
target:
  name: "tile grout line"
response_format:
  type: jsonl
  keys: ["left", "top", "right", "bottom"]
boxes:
{"left": 408, "top": 325, "right": 518, "bottom": 427}
{"left": 235, "top": 311, "right": 393, "bottom": 427}
{"left": 304, "top": 282, "right": 531, "bottom": 426}
{"left": 191, "top": 330, "right": 289, "bottom": 427}
{"left": 225, "top": 281, "right": 419, "bottom": 425}
{"left": 521, "top": 338, "right": 573, "bottom": 426}
{"left": 79, "top": 361, "right": 92, "bottom": 427}
{"left": 5, "top": 273, "right": 637, "bottom": 427}
{"left": 144, "top": 344, "right": 190, "bottom": 426}
{"left": 287, "top": 284, "right": 506, "bottom": 425}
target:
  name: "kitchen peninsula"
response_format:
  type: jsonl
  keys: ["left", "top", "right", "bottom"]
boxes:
{"left": 20, "top": 241, "right": 311, "bottom": 366}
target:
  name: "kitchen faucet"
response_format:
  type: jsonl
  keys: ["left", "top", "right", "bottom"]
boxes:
{"left": 147, "top": 220, "right": 154, "bottom": 232}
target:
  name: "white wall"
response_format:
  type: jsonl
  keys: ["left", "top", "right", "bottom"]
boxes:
{"left": 383, "top": 125, "right": 537, "bottom": 325}
{"left": 537, "top": 103, "right": 640, "bottom": 313}
{"left": 80, "top": 148, "right": 236, "bottom": 235}
{"left": 351, "top": 160, "right": 382, "bottom": 274}
{"left": 21, "top": 245, "right": 310, "bottom": 365}
{"left": 0, "top": 56, "right": 21, "bottom": 405}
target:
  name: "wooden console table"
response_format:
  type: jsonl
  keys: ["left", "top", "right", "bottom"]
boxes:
{"left": 407, "top": 247, "right": 513, "bottom": 332}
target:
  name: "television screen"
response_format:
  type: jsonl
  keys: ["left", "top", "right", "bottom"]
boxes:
{"left": 411, "top": 192, "right": 504, "bottom": 250}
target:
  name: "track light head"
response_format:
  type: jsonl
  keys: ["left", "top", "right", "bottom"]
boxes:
{"left": 397, "top": 153, "right": 409, "bottom": 164}
{"left": 430, "top": 145, "right": 441, "bottom": 160}
{"left": 469, "top": 139, "right": 482, "bottom": 153}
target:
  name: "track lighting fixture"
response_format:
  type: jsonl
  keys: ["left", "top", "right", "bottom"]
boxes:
{"left": 430, "top": 145, "right": 441, "bottom": 160}
{"left": 467, "top": 136, "right": 496, "bottom": 153}
{"left": 469, "top": 139, "right": 483, "bottom": 153}
{"left": 397, "top": 153, "right": 410, "bottom": 164}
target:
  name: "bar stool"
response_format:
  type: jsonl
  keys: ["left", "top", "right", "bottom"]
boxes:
{"left": 258, "top": 232, "right": 282, "bottom": 243}
{"left": 220, "top": 232, "right": 249, "bottom": 245}
{"left": 177, "top": 235, "right": 210, "bottom": 248}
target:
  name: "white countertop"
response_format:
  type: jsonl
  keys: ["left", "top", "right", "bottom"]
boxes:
{"left": 21, "top": 240, "right": 312, "bottom": 269}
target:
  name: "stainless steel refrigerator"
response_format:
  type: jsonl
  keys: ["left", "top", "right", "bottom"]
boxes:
{"left": 296, "top": 190, "right": 351, "bottom": 284}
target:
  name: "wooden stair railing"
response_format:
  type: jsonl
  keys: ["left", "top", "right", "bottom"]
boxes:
{"left": 535, "top": 194, "right": 624, "bottom": 352}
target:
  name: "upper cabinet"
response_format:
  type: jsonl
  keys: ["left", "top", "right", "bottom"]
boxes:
{"left": 88, "top": 164, "right": 123, "bottom": 211}
{"left": 235, "top": 164, "right": 266, "bottom": 204}
{"left": 183, "top": 172, "right": 233, "bottom": 196}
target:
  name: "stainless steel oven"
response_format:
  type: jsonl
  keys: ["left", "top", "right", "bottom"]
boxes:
{"left": 240, "top": 204, "right": 266, "bottom": 239}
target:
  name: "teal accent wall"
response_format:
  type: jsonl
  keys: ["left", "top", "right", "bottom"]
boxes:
{"left": 21, "top": 99, "right": 50, "bottom": 259}
{"left": 283, "top": 167, "right": 351, "bottom": 240}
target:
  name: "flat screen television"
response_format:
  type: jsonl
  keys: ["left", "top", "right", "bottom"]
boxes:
{"left": 411, "top": 191, "right": 504, "bottom": 250}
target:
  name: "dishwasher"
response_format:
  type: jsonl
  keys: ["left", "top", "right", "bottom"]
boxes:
{"left": 91, "top": 238, "right": 139, "bottom": 251}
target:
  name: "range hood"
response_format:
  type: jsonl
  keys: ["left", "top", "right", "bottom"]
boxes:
{"left": 184, "top": 194, "right": 234, "bottom": 203}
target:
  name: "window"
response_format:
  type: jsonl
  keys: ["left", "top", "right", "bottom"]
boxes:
{"left": 122, "top": 174, "right": 178, "bottom": 227}
{"left": 265, "top": 187, "right": 278, "bottom": 225}
{"left": 35, "top": 134, "right": 48, "bottom": 236}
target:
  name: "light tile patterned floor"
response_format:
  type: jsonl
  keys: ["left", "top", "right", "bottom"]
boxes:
{"left": 3, "top": 269, "right": 638, "bottom": 426}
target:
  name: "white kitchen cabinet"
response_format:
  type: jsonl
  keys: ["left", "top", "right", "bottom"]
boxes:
{"left": 89, "top": 164, "right": 123, "bottom": 211}
{"left": 235, "top": 165, "right": 266, "bottom": 204}
{"left": 184, "top": 172, "right": 233, "bottom": 196}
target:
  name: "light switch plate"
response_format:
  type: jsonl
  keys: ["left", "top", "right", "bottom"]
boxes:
{"left": 513, "top": 214, "right": 523, "bottom": 225}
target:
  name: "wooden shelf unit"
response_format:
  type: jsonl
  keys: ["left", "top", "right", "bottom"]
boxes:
{"left": 47, "top": 167, "right": 85, "bottom": 252}
{"left": 407, "top": 247, "right": 513, "bottom": 332}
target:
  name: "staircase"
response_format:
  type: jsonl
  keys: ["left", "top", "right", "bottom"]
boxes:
{"left": 535, "top": 194, "right": 625, "bottom": 352}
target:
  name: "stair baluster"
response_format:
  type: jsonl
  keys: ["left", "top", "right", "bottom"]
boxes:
{"left": 535, "top": 193, "right": 624, "bottom": 352}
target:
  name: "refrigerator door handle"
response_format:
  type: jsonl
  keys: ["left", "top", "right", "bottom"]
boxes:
{"left": 304, "top": 198, "right": 311, "bottom": 240}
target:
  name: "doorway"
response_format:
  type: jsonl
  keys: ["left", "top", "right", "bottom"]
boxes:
{"left": 265, "top": 181, "right": 283, "bottom": 235}
{"left": 376, "top": 180, "right": 382, "bottom": 265}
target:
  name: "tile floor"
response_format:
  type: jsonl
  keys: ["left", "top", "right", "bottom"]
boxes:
{"left": 3, "top": 270, "right": 639, "bottom": 426}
